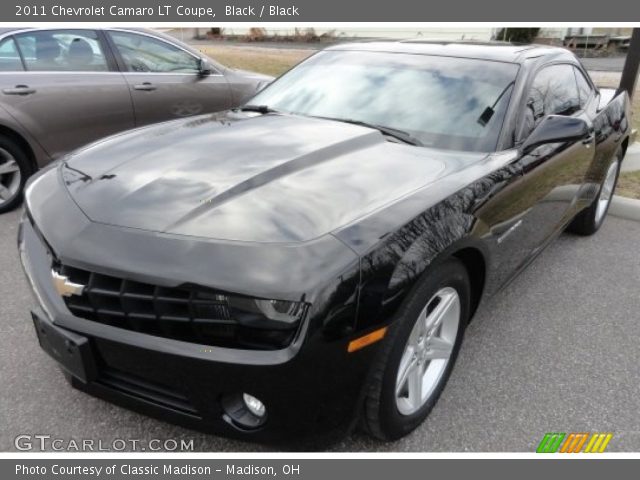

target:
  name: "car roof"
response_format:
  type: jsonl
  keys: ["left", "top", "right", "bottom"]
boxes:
{"left": 0, "top": 26, "right": 155, "bottom": 36}
{"left": 326, "top": 40, "right": 575, "bottom": 64}
{"left": 0, "top": 27, "right": 164, "bottom": 41}
{"left": 0, "top": 27, "right": 25, "bottom": 35}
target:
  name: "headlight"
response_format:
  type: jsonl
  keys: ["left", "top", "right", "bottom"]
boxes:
{"left": 228, "top": 297, "right": 306, "bottom": 328}
{"left": 192, "top": 291, "right": 307, "bottom": 331}
{"left": 190, "top": 293, "right": 306, "bottom": 349}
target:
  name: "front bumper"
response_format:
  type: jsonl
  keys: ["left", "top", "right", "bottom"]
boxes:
{"left": 29, "top": 305, "right": 360, "bottom": 443}
{"left": 18, "top": 207, "right": 376, "bottom": 444}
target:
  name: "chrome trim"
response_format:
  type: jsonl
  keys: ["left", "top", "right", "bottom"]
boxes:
{"left": 51, "top": 270, "right": 85, "bottom": 298}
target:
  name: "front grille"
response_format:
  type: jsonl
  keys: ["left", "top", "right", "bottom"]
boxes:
{"left": 59, "top": 265, "right": 298, "bottom": 350}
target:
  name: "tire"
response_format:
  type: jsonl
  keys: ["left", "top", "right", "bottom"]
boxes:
{"left": 567, "top": 148, "right": 622, "bottom": 236}
{"left": 362, "top": 258, "right": 470, "bottom": 441}
{"left": 0, "top": 136, "right": 31, "bottom": 214}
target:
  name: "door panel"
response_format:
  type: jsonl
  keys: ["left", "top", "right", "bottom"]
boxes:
{"left": 107, "top": 30, "right": 232, "bottom": 127}
{"left": 516, "top": 64, "right": 593, "bottom": 241}
{"left": 478, "top": 64, "right": 594, "bottom": 288}
{"left": 0, "top": 30, "right": 134, "bottom": 159}
{"left": 478, "top": 138, "right": 593, "bottom": 291}
{"left": 123, "top": 72, "right": 232, "bottom": 126}
{"left": 518, "top": 138, "right": 593, "bottom": 241}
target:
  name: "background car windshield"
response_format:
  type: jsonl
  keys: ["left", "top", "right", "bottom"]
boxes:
{"left": 251, "top": 50, "right": 520, "bottom": 152}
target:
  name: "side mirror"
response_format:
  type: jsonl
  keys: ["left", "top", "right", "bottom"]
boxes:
{"left": 255, "top": 80, "right": 272, "bottom": 93}
{"left": 521, "top": 115, "right": 589, "bottom": 155}
{"left": 196, "top": 58, "right": 212, "bottom": 78}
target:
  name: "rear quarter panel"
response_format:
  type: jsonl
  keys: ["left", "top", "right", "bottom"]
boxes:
{"left": 589, "top": 91, "right": 632, "bottom": 188}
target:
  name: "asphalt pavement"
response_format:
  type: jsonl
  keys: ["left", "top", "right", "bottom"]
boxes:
{"left": 1, "top": 208, "right": 639, "bottom": 452}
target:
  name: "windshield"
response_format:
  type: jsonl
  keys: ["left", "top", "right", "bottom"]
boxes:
{"left": 249, "top": 50, "right": 520, "bottom": 152}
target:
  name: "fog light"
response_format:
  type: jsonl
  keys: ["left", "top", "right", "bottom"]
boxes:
{"left": 243, "top": 393, "right": 266, "bottom": 418}
{"left": 221, "top": 392, "right": 268, "bottom": 430}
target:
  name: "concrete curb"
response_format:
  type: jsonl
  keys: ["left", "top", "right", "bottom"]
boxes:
{"left": 621, "top": 141, "right": 640, "bottom": 172}
{"left": 609, "top": 195, "right": 640, "bottom": 222}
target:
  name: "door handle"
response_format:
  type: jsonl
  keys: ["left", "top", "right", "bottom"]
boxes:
{"left": 2, "top": 85, "right": 36, "bottom": 95}
{"left": 582, "top": 134, "right": 595, "bottom": 145}
{"left": 133, "top": 82, "right": 157, "bottom": 91}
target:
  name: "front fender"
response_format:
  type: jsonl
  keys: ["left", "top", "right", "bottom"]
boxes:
{"left": 356, "top": 193, "right": 492, "bottom": 333}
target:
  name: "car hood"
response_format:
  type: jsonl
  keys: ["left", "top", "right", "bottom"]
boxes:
{"left": 62, "top": 112, "right": 480, "bottom": 243}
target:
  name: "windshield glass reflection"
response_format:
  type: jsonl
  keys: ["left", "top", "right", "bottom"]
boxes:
{"left": 250, "top": 50, "right": 520, "bottom": 152}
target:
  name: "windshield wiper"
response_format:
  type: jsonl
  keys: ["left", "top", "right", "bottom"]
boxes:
{"left": 312, "top": 116, "right": 423, "bottom": 146}
{"left": 238, "top": 104, "right": 280, "bottom": 114}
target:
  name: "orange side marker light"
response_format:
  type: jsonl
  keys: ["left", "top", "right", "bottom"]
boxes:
{"left": 348, "top": 327, "right": 388, "bottom": 353}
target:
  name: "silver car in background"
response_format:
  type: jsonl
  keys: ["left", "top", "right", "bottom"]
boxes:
{"left": 0, "top": 27, "right": 272, "bottom": 212}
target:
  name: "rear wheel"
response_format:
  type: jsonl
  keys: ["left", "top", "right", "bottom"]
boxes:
{"left": 0, "top": 136, "right": 30, "bottom": 214}
{"left": 362, "top": 258, "right": 470, "bottom": 440}
{"left": 567, "top": 149, "right": 622, "bottom": 236}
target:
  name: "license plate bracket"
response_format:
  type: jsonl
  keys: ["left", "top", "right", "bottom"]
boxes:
{"left": 32, "top": 312, "right": 97, "bottom": 383}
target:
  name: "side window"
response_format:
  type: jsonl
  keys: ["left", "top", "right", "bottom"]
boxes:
{"left": 108, "top": 31, "right": 199, "bottom": 73}
{"left": 574, "top": 67, "right": 594, "bottom": 109}
{"left": 14, "top": 30, "right": 108, "bottom": 72}
{"left": 0, "top": 37, "right": 24, "bottom": 71}
{"left": 523, "top": 64, "right": 581, "bottom": 138}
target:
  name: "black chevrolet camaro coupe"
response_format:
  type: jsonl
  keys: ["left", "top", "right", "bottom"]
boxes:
{"left": 19, "top": 42, "right": 631, "bottom": 443}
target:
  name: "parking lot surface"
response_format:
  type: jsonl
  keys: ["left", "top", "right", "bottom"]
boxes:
{"left": 1, "top": 208, "right": 639, "bottom": 452}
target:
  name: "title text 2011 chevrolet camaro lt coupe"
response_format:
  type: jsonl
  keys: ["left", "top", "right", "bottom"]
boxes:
{"left": 19, "top": 42, "right": 631, "bottom": 443}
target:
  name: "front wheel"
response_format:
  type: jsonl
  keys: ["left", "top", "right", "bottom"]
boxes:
{"left": 567, "top": 150, "right": 622, "bottom": 236}
{"left": 362, "top": 258, "right": 470, "bottom": 440}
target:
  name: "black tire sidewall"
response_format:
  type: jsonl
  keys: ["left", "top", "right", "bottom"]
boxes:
{"left": 0, "top": 136, "right": 30, "bottom": 213}
{"left": 372, "top": 259, "right": 471, "bottom": 440}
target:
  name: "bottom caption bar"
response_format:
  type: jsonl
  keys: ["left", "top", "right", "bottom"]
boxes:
{"left": 3, "top": 459, "right": 639, "bottom": 479}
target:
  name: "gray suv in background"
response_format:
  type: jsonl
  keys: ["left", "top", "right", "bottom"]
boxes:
{"left": 0, "top": 27, "right": 272, "bottom": 212}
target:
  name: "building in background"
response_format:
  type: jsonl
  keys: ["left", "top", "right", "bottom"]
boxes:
{"left": 164, "top": 27, "right": 631, "bottom": 54}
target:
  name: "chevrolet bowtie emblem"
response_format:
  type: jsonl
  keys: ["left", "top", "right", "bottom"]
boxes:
{"left": 51, "top": 270, "right": 85, "bottom": 297}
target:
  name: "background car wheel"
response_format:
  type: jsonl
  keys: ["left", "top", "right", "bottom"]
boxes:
{"left": 567, "top": 148, "right": 623, "bottom": 236}
{"left": 0, "top": 136, "right": 30, "bottom": 214}
{"left": 362, "top": 258, "right": 470, "bottom": 441}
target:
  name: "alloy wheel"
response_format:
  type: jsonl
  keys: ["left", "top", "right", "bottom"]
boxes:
{"left": 0, "top": 147, "right": 21, "bottom": 207}
{"left": 395, "top": 286, "right": 461, "bottom": 416}
{"left": 595, "top": 160, "right": 619, "bottom": 225}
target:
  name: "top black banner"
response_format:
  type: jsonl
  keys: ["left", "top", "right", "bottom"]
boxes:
{"left": 5, "top": 0, "right": 640, "bottom": 22}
